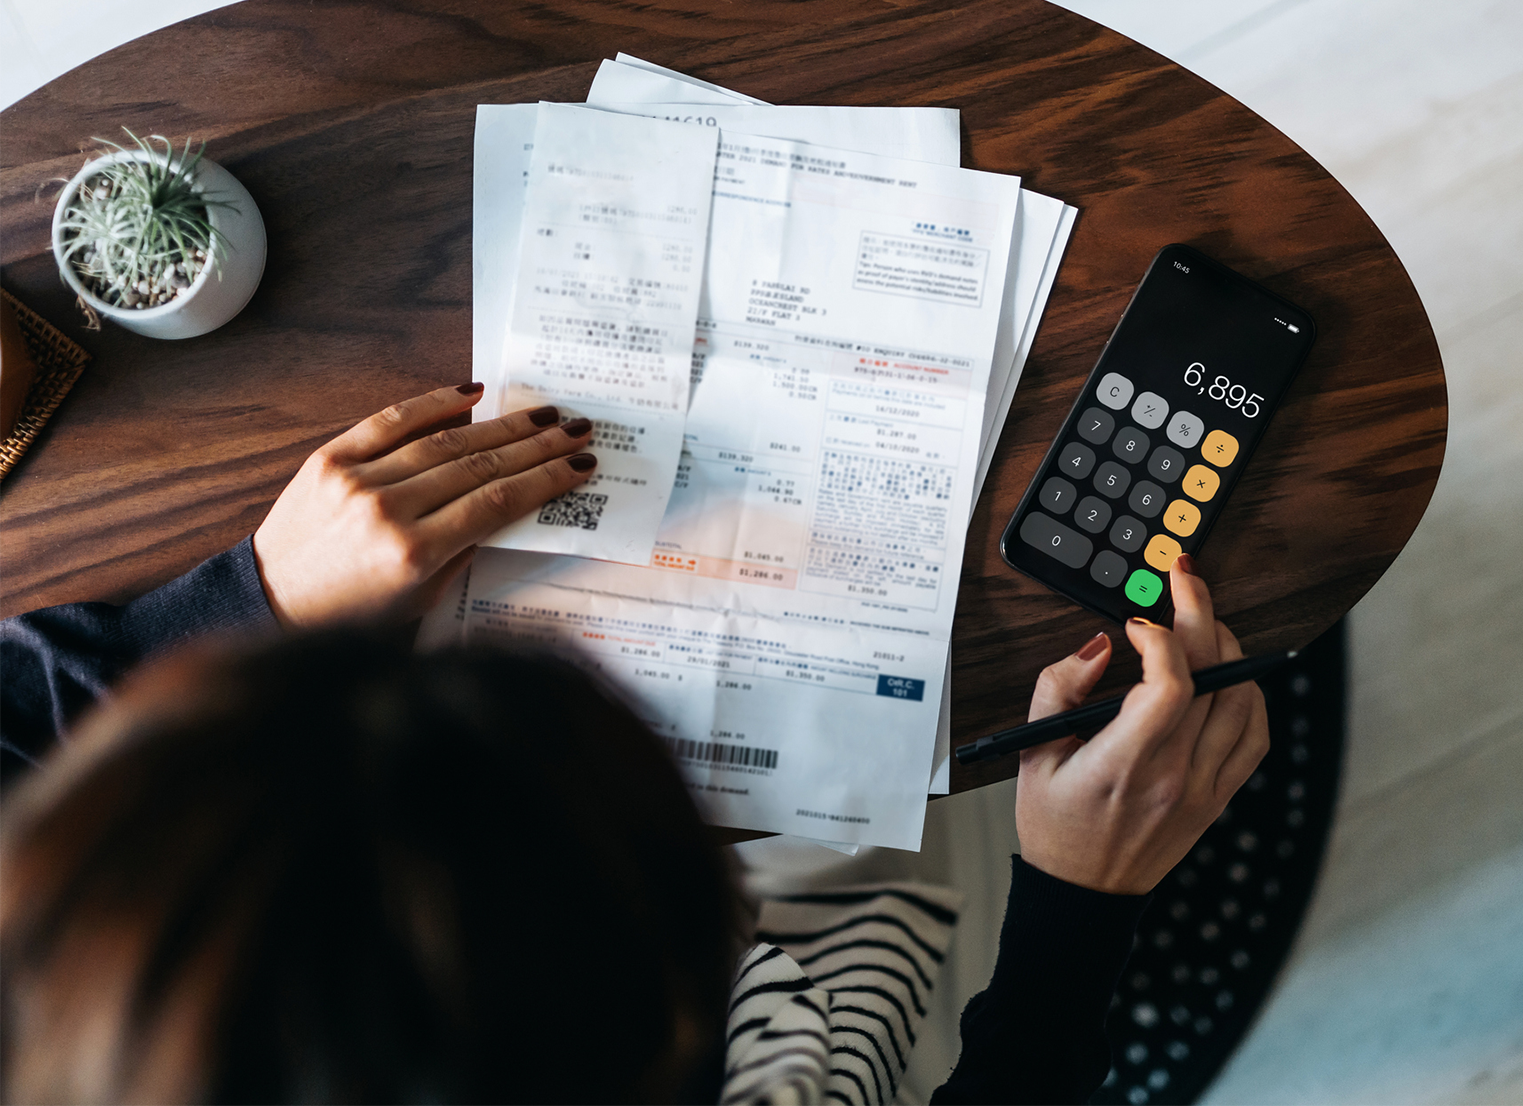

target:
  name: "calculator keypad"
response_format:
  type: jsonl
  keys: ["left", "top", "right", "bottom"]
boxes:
{"left": 1018, "top": 371, "right": 1243, "bottom": 609}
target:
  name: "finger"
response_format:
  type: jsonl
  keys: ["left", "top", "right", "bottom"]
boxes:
{"left": 1029, "top": 632, "right": 1112, "bottom": 720}
{"left": 1021, "top": 632, "right": 1111, "bottom": 774}
{"left": 1214, "top": 684, "right": 1270, "bottom": 800}
{"left": 1169, "top": 555, "right": 1221, "bottom": 671}
{"left": 416, "top": 452, "right": 598, "bottom": 553}
{"left": 1086, "top": 618, "right": 1194, "bottom": 764}
{"left": 1190, "top": 620, "right": 1255, "bottom": 772}
{"left": 391, "top": 418, "right": 594, "bottom": 517}
{"left": 325, "top": 384, "right": 485, "bottom": 463}
{"left": 1167, "top": 556, "right": 1222, "bottom": 749}
{"left": 364, "top": 404, "right": 562, "bottom": 484}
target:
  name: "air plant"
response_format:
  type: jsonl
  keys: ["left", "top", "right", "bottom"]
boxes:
{"left": 57, "top": 130, "right": 238, "bottom": 312}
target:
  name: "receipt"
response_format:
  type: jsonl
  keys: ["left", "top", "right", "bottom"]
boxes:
{"left": 464, "top": 133, "right": 1022, "bottom": 850}
{"left": 470, "top": 101, "right": 962, "bottom": 400}
{"left": 483, "top": 104, "right": 718, "bottom": 563}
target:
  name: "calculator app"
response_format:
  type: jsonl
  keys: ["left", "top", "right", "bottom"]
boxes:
{"left": 1001, "top": 244, "right": 1316, "bottom": 623}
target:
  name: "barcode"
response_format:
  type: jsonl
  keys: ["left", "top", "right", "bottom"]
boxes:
{"left": 668, "top": 737, "right": 779, "bottom": 771}
{"left": 537, "top": 490, "right": 607, "bottom": 531}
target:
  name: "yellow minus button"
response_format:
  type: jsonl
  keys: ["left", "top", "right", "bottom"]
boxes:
{"left": 1144, "top": 533, "right": 1183, "bottom": 572}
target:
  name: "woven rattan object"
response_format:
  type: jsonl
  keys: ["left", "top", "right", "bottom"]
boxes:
{"left": 0, "top": 290, "right": 90, "bottom": 480}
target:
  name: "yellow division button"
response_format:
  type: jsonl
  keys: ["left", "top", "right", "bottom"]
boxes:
{"left": 1183, "top": 464, "right": 1220, "bottom": 502}
{"left": 1202, "top": 429, "right": 1240, "bottom": 467}
{"left": 1163, "top": 499, "right": 1202, "bottom": 537}
{"left": 1144, "top": 533, "right": 1182, "bottom": 572}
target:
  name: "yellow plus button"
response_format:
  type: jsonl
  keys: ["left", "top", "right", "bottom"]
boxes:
{"left": 1183, "top": 464, "right": 1220, "bottom": 502}
{"left": 1164, "top": 499, "right": 1202, "bottom": 536}
{"left": 1202, "top": 429, "right": 1239, "bottom": 467}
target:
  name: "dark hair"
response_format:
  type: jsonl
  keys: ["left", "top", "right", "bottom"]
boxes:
{"left": 1, "top": 632, "right": 739, "bottom": 1103}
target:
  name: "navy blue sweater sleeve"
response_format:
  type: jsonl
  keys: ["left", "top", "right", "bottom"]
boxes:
{"left": 931, "top": 855, "right": 1152, "bottom": 1104}
{"left": 1, "top": 536, "right": 279, "bottom": 777}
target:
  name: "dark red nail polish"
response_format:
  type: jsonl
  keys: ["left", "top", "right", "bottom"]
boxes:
{"left": 528, "top": 405, "right": 559, "bottom": 427}
{"left": 1174, "top": 553, "right": 1197, "bottom": 576}
{"left": 457, "top": 382, "right": 484, "bottom": 395}
{"left": 1076, "top": 632, "right": 1109, "bottom": 661}
{"left": 561, "top": 417, "right": 593, "bottom": 437}
{"left": 568, "top": 453, "right": 597, "bottom": 472}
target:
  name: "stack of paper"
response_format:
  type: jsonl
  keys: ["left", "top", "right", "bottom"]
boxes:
{"left": 420, "top": 57, "right": 1076, "bottom": 851}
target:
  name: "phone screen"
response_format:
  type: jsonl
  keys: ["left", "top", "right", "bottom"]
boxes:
{"left": 1000, "top": 244, "right": 1316, "bottom": 623}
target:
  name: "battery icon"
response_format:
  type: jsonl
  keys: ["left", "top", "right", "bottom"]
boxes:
{"left": 1287, "top": 323, "right": 1301, "bottom": 333}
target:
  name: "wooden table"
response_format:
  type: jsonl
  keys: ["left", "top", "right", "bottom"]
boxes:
{"left": 0, "top": 0, "right": 1446, "bottom": 796}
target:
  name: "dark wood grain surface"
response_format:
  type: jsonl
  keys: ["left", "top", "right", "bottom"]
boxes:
{"left": 0, "top": 0, "right": 1446, "bottom": 797}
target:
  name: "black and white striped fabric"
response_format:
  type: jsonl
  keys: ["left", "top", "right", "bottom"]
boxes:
{"left": 722, "top": 883, "right": 962, "bottom": 1105}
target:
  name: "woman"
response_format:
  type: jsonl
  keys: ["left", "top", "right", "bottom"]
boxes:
{"left": 0, "top": 386, "right": 1268, "bottom": 1103}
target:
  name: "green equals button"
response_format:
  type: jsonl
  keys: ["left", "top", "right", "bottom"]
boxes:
{"left": 1125, "top": 568, "right": 1163, "bottom": 607}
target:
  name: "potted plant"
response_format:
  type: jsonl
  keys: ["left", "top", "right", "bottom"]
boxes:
{"left": 51, "top": 131, "right": 266, "bottom": 340}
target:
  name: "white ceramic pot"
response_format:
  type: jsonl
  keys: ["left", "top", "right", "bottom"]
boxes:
{"left": 51, "top": 150, "right": 267, "bottom": 340}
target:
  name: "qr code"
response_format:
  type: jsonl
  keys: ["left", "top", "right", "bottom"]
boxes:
{"left": 537, "top": 490, "right": 607, "bottom": 531}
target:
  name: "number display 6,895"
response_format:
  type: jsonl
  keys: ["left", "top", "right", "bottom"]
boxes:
{"left": 1183, "top": 362, "right": 1264, "bottom": 418}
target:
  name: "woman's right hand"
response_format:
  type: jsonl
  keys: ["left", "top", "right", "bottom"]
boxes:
{"left": 252, "top": 383, "right": 596, "bottom": 629}
{"left": 1014, "top": 558, "right": 1270, "bottom": 895}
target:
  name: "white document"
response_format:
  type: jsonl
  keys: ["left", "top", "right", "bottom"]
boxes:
{"left": 591, "top": 55, "right": 769, "bottom": 105}
{"left": 465, "top": 132, "right": 1021, "bottom": 850}
{"left": 584, "top": 59, "right": 1079, "bottom": 795}
{"left": 483, "top": 104, "right": 718, "bottom": 563}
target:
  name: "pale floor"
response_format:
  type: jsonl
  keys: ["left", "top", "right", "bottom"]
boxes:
{"left": 4, "top": 1, "right": 1522, "bottom": 1103}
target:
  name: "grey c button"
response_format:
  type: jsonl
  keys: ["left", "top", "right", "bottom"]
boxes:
{"left": 1096, "top": 372, "right": 1135, "bottom": 411}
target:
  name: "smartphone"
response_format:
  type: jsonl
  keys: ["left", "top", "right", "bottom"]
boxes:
{"left": 1000, "top": 244, "right": 1316, "bottom": 624}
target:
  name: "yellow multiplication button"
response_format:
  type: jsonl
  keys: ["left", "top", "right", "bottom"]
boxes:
{"left": 1202, "top": 429, "right": 1240, "bottom": 467}
{"left": 1183, "top": 464, "right": 1220, "bottom": 502}
{"left": 1144, "top": 533, "right": 1183, "bottom": 572}
{"left": 1163, "top": 499, "right": 1202, "bottom": 537}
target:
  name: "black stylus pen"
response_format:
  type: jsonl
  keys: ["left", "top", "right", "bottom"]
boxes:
{"left": 954, "top": 649, "right": 1298, "bottom": 766}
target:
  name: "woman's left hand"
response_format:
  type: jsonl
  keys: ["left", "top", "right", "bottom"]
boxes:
{"left": 252, "top": 383, "right": 596, "bottom": 629}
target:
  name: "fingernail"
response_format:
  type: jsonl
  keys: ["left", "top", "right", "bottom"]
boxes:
{"left": 1174, "top": 553, "right": 1197, "bottom": 576}
{"left": 561, "top": 417, "right": 593, "bottom": 437}
{"left": 1076, "top": 632, "right": 1109, "bottom": 661}
{"left": 457, "top": 382, "right": 484, "bottom": 395}
{"left": 528, "top": 405, "right": 559, "bottom": 427}
{"left": 1128, "top": 617, "right": 1160, "bottom": 628}
{"left": 568, "top": 453, "right": 597, "bottom": 472}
